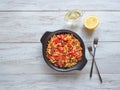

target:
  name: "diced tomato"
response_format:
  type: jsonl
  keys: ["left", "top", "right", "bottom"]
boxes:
{"left": 52, "top": 53, "right": 58, "bottom": 56}
{"left": 59, "top": 34, "right": 64, "bottom": 40}
{"left": 54, "top": 56, "right": 60, "bottom": 60}
{"left": 55, "top": 62, "right": 59, "bottom": 66}
{"left": 68, "top": 50, "right": 75, "bottom": 55}
{"left": 67, "top": 43, "right": 71, "bottom": 47}
{"left": 62, "top": 55, "right": 66, "bottom": 61}
{"left": 55, "top": 61, "right": 62, "bottom": 67}
{"left": 54, "top": 38, "right": 60, "bottom": 43}
{"left": 58, "top": 46, "right": 64, "bottom": 52}
{"left": 46, "top": 53, "right": 50, "bottom": 59}
{"left": 52, "top": 53, "right": 60, "bottom": 60}
{"left": 74, "top": 49, "right": 81, "bottom": 52}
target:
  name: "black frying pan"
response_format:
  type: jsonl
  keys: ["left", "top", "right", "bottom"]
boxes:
{"left": 40, "top": 29, "right": 87, "bottom": 72}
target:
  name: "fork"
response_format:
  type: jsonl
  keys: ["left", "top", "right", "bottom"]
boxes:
{"left": 88, "top": 46, "right": 102, "bottom": 83}
{"left": 90, "top": 38, "right": 98, "bottom": 77}
{"left": 88, "top": 38, "right": 103, "bottom": 83}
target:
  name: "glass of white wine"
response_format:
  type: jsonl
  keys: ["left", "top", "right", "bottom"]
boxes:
{"left": 64, "top": 10, "right": 83, "bottom": 26}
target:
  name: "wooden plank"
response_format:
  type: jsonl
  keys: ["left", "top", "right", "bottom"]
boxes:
{"left": 0, "top": 74, "right": 120, "bottom": 90}
{"left": 0, "top": 0, "right": 120, "bottom": 10}
{"left": 0, "top": 11, "right": 120, "bottom": 42}
{"left": 0, "top": 42, "right": 120, "bottom": 74}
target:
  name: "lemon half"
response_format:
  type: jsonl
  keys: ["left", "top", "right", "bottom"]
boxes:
{"left": 84, "top": 16, "right": 99, "bottom": 30}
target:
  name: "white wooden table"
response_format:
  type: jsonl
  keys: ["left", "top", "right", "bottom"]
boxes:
{"left": 0, "top": 0, "right": 120, "bottom": 90}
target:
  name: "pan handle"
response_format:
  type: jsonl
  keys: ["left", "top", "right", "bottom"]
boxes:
{"left": 40, "top": 31, "right": 51, "bottom": 44}
{"left": 76, "top": 57, "right": 87, "bottom": 70}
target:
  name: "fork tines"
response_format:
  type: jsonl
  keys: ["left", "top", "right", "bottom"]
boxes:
{"left": 88, "top": 46, "right": 92, "bottom": 52}
{"left": 94, "top": 38, "right": 99, "bottom": 45}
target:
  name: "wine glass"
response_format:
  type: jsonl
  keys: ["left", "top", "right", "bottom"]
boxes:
{"left": 64, "top": 10, "right": 83, "bottom": 26}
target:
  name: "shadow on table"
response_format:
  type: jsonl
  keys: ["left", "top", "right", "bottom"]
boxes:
{"left": 81, "top": 26, "right": 95, "bottom": 39}
{"left": 43, "top": 65, "right": 88, "bottom": 79}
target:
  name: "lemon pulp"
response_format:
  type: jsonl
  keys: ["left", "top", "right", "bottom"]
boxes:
{"left": 84, "top": 16, "right": 99, "bottom": 30}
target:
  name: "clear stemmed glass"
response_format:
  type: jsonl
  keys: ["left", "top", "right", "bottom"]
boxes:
{"left": 64, "top": 10, "right": 84, "bottom": 26}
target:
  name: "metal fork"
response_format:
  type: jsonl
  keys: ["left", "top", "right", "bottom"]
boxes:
{"left": 88, "top": 38, "right": 102, "bottom": 83}
{"left": 91, "top": 38, "right": 98, "bottom": 78}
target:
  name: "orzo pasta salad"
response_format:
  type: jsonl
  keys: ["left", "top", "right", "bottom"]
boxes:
{"left": 46, "top": 34, "right": 82, "bottom": 68}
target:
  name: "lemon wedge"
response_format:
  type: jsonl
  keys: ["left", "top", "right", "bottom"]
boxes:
{"left": 84, "top": 16, "right": 99, "bottom": 30}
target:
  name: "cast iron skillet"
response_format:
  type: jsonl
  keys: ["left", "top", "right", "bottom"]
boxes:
{"left": 40, "top": 29, "right": 87, "bottom": 72}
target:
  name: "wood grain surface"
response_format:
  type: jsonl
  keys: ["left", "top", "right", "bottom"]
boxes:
{"left": 0, "top": 12, "right": 120, "bottom": 42}
{"left": 0, "top": 42, "right": 120, "bottom": 74}
{"left": 0, "top": 0, "right": 120, "bottom": 10}
{"left": 0, "top": 0, "right": 120, "bottom": 90}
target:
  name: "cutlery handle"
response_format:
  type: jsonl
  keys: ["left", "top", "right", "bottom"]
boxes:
{"left": 95, "top": 61, "right": 103, "bottom": 83}
{"left": 90, "top": 58, "right": 95, "bottom": 78}
{"left": 90, "top": 47, "right": 96, "bottom": 78}
{"left": 93, "top": 47, "right": 102, "bottom": 83}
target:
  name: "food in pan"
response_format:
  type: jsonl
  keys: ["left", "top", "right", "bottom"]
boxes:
{"left": 46, "top": 34, "right": 82, "bottom": 68}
